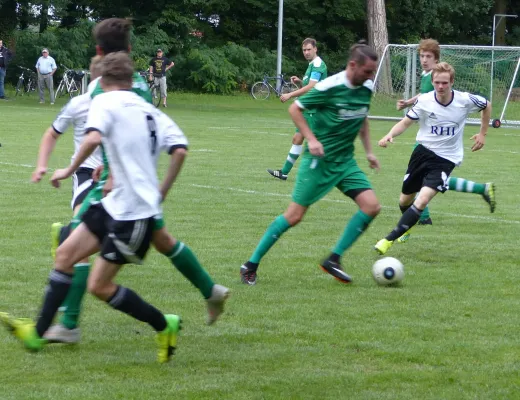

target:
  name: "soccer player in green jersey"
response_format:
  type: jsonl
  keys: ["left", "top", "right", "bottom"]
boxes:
{"left": 267, "top": 38, "right": 327, "bottom": 180}
{"left": 394, "top": 39, "right": 495, "bottom": 234}
{"left": 242, "top": 42, "right": 381, "bottom": 285}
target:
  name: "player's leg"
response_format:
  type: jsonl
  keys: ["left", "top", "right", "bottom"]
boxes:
{"left": 152, "top": 223, "right": 229, "bottom": 325}
{"left": 448, "top": 177, "right": 496, "bottom": 213}
{"left": 88, "top": 212, "right": 180, "bottom": 363}
{"left": 409, "top": 142, "right": 432, "bottom": 225}
{"left": 160, "top": 76, "right": 167, "bottom": 107}
{"left": 321, "top": 162, "right": 380, "bottom": 283}
{"left": 1, "top": 222, "right": 100, "bottom": 351}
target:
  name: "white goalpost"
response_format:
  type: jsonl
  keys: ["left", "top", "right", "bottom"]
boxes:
{"left": 370, "top": 44, "right": 520, "bottom": 128}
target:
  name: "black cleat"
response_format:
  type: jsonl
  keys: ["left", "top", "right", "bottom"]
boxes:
{"left": 418, "top": 217, "right": 433, "bottom": 225}
{"left": 240, "top": 263, "right": 258, "bottom": 285}
{"left": 319, "top": 259, "right": 352, "bottom": 284}
{"left": 267, "top": 169, "right": 288, "bottom": 181}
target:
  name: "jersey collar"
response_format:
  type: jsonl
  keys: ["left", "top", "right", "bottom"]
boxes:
{"left": 434, "top": 90, "right": 454, "bottom": 107}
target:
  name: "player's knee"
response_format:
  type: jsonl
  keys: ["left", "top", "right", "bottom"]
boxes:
{"left": 153, "top": 229, "right": 176, "bottom": 254}
{"left": 284, "top": 210, "right": 304, "bottom": 226}
{"left": 87, "top": 279, "right": 109, "bottom": 299}
{"left": 360, "top": 201, "right": 381, "bottom": 217}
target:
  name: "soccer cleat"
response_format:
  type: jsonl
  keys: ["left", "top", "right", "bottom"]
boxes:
{"left": 51, "top": 222, "right": 64, "bottom": 260}
{"left": 0, "top": 313, "right": 45, "bottom": 352}
{"left": 319, "top": 259, "right": 352, "bottom": 284}
{"left": 418, "top": 217, "right": 433, "bottom": 225}
{"left": 482, "top": 183, "right": 496, "bottom": 213}
{"left": 397, "top": 229, "right": 412, "bottom": 244}
{"left": 267, "top": 169, "right": 288, "bottom": 181}
{"left": 206, "top": 284, "right": 231, "bottom": 325}
{"left": 156, "top": 314, "right": 181, "bottom": 363}
{"left": 374, "top": 238, "right": 394, "bottom": 255}
{"left": 43, "top": 323, "right": 80, "bottom": 344}
{"left": 240, "top": 264, "right": 257, "bottom": 285}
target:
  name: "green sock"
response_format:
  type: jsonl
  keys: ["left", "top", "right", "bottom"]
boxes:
{"left": 250, "top": 215, "right": 291, "bottom": 264}
{"left": 420, "top": 205, "right": 431, "bottom": 220}
{"left": 167, "top": 242, "right": 214, "bottom": 299}
{"left": 60, "top": 263, "right": 90, "bottom": 329}
{"left": 448, "top": 177, "right": 486, "bottom": 194}
{"left": 332, "top": 210, "right": 374, "bottom": 255}
{"left": 281, "top": 144, "right": 303, "bottom": 175}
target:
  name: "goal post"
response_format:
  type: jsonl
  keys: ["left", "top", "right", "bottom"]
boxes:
{"left": 370, "top": 44, "right": 520, "bottom": 128}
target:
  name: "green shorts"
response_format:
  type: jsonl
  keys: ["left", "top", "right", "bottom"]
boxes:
{"left": 292, "top": 156, "right": 372, "bottom": 207}
{"left": 295, "top": 113, "right": 313, "bottom": 134}
{"left": 71, "top": 182, "right": 165, "bottom": 231}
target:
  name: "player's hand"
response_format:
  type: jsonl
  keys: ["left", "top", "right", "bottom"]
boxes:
{"left": 103, "top": 176, "right": 113, "bottom": 197}
{"left": 50, "top": 168, "right": 72, "bottom": 188}
{"left": 280, "top": 93, "right": 291, "bottom": 103}
{"left": 291, "top": 76, "right": 301, "bottom": 84}
{"left": 308, "top": 138, "right": 324, "bottom": 157}
{"left": 470, "top": 133, "right": 486, "bottom": 152}
{"left": 31, "top": 167, "right": 47, "bottom": 183}
{"left": 378, "top": 134, "right": 394, "bottom": 147}
{"left": 92, "top": 165, "right": 104, "bottom": 182}
{"left": 396, "top": 99, "right": 407, "bottom": 110}
{"left": 367, "top": 153, "right": 380, "bottom": 171}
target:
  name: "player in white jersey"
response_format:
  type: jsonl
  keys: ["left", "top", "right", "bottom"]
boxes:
{"left": 374, "top": 62, "right": 491, "bottom": 255}
{"left": 1, "top": 53, "right": 187, "bottom": 363}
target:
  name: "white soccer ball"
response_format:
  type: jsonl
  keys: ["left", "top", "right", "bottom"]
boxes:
{"left": 372, "top": 257, "right": 404, "bottom": 286}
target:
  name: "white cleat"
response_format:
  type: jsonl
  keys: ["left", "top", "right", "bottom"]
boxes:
{"left": 206, "top": 284, "right": 230, "bottom": 325}
{"left": 43, "top": 323, "right": 81, "bottom": 344}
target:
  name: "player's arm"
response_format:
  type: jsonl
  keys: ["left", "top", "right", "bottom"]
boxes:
{"left": 288, "top": 102, "right": 323, "bottom": 157}
{"left": 280, "top": 79, "right": 318, "bottom": 103}
{"left": 50, "top": 130, "right": 102, "bottom": 188}
{"left": 470, "top": 100, "right": 492, "bottom": 152}
{"left": 165, "top": 60, "right": 174, "bottom": 71}
{"left": 358, "top": 118, "right": 380, "bottom": 171}
{"left": 378, "top": 116, "right": 415, "bottom": 147}
{"left": 160, "top": 146, "right": 187, "bottom": 202}
{"left": 32, "top": 126, "right": 60, "bottom": 183}
{"left": 396, "top": 94, "right": 420, "bottom": 111}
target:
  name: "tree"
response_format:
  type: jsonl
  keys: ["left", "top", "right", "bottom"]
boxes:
{"left": 367, "top": 0, "right": 391, "bottom": 93}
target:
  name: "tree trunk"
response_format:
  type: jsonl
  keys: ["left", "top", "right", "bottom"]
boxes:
{"left": 494, "top": 0, "right": 507, "bottom": 45}
{"left": 18, "top": 0, "right": 30, "bottom": 30}
{"left": 40, "top": 1, "right": 49, "bottom": 33}
{"left": 0, "top": 0, "right": 18, "bottom": 40}
{"left": 367, "top": 0, "right": 392, "bottom": 94}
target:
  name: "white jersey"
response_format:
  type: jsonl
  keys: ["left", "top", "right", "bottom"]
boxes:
{"left": 85, "top": 90, "right": 188, "bottom": 221}
{"left": 406, "top": 90, "right": 487, "bottom": 165}
{"left": 52, "top": 93, "right": 103, "bottom": 170}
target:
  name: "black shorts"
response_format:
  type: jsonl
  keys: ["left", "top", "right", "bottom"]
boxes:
{"left": 71, "top": 167, "right": 96, "bottom": 209}
{"left": 402, "top": 144, "right": 455, "bottom": 195}
{"left": 82, "top": 202, "right": 154, "bottom": 265}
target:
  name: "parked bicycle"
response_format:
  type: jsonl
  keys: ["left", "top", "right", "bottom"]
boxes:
{"left": 14, "top": 66, "right": 37, "bottom": 97}
{"left": 138, "top": 71, "right": 161, "bottom": 108}
{"left": 55, "top": 65, "right": 85, "bottom": 99}
{"left": 250, "top": 74, "right": 298, "bottom": 100}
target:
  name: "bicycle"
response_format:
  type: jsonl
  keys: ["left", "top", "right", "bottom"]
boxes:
{"left": 14, "top": 66, "right": 37, "bottom": 97}
{"left": 138, "top": 71, "right": 161, "bottom": 108}
{"left": 55, "top": 65, "right": 85, "bottom": 99}
{"left": 250, "top": 74, "right": 299, "bottom": 100}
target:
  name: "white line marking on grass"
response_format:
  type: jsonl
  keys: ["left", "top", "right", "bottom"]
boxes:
{"left": 191, "top": 149, "right": 216, "bottom": 152}
{"left": 190, "top": 183, "right": 520, "bottom": 225}
{"left": 0, "top": 161, "right": 34, "bottom": 168}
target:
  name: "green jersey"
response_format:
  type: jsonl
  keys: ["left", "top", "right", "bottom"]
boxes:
{"left": 302, "top": 56, "right": 328, "bottom": 86}
{"left": 420, "top": 70, "right": 434, "bottom": 94}
{"left": 88, "top": 72, "right": 153, "bottom": 181}
{"left": 296, "top": 71, "right": 373, "bottom": 162}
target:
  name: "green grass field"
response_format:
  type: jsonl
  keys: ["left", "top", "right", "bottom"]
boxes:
{"left": 1, "top": 93, "right": 519, "bottom": 400}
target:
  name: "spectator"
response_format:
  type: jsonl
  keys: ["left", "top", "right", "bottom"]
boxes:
{"left": 149, "top": 48, "right": 174, "bottom": 108}
{"left": 0, "top": 39, "right": 14, "bottom": 100}
{"left": 36, "top": 48, "right": 57, "bottom": 104}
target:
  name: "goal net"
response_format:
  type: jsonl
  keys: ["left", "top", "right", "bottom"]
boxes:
{"left": 370, "top": 44, "right": 520, "bottom": 128}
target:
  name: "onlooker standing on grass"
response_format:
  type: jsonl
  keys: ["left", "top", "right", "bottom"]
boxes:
{"left": 0, "top": 39, "right": 14, "bottom": 100}
{"left": 149, "top": 48, "right": 174, "bottom": 108}
{"left": 36, "top": 48, "right": 57, "bottom": 104}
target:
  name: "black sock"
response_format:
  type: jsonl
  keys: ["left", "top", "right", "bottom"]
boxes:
{"left": 386, "top": 205, "right": 423, "bottom": 241}
{"left": 59, "top": 224, "right": 72, "bottom": 246}
{"left": 36, "top": 270, "right": 73, "bottom": 337}
{"left": 399, "top": 204, "right": 412, "bottom": 214}
{"left": 328, "top": 253, "right": 341, "bottom": 263}
{"left": 107, "top": 286, "right": 167, "bottom": 332}
{"left": 244, "top": 261, "right": 259, "bottom": 271}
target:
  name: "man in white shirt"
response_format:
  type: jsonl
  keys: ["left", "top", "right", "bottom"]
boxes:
{"left": 2, "top": 52, "right": 185, "bottom": 363}
{"left": 374, "top": 62, "right": 491, "bottom": 255}
{"left": 35, "top": 48, "right": 57, "bottom": 104}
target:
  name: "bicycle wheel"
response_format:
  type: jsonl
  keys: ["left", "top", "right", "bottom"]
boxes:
{"left": 251, "top": 82, "right": 270, "bottom": 100}
{"left": 55, "top": 82, "right": 64, "bottom": 98}
{"left": 15, "top": 78, "right": 24, "bottom": 96}
{"left": 281, "top": 83, "right": 298, "bottom": 95}
{"left": 149, "top": 84, "right": 161, "bottom": 107}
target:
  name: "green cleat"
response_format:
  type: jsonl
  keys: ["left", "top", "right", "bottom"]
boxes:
{"left": 156, "top": 314, "right": 181, "bottom": 363}
{"left": 397, "top": 229, "right": 412, "bottom": 244}
{"left": 51, "top": 222, "right": 64, "bottom": 260}
{"left": 0, "top": 313, "right": 45, "bottom": 352}
{"left": 482, "top": 183, "right": 496, "bottom": 213}
{"left": 374, "top": 238, "right": 393, "bottom": 255}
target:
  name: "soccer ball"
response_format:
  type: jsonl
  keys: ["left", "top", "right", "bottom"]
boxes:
{"left": 372, "top": 257, "right": 404, "bottom": 286}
